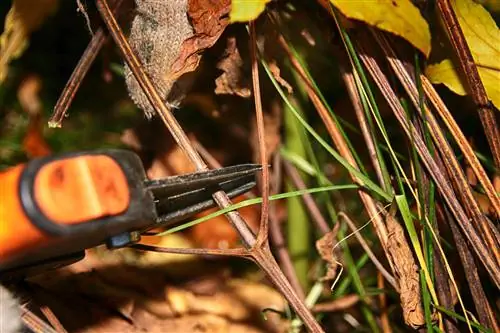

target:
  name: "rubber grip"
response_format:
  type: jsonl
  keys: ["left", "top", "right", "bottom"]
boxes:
{"left": 0, "top": 164, "right": 50, "bottom": 260}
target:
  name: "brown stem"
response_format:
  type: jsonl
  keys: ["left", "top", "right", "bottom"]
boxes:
{"left": 421, "top": 75, "right": 500, "bottom": 218}
{"left": 377, "top": 273, "right": 392, "bottom": 333}
{"left": 249, "top": 21, "right": 270, "bottom": 247}
{"left": 354, "top": 40, "right": 500, "bottom": 288}
{"left": 49, "top": 0, "right": 124, "bottom": 127}
{"left": 435, "top": 0, "right": 500, "bottom": 168}
{"left": 339, "top": 65, "right": 388, "bottom": 192}
{"left": 20, "top": 306, "right": 59, "bottom": 333}
{"left": 196, "top": 140, "right": 306, "bottom": 300}
{"left": 441, "top": 207, "right": 499, "bottom": 331}
{"left": 312, "top": 294, "right": 360, "bottom": 313}
{"left": 252, "top": 246, "right": 324, "bottom": 333}
{"left": 369, "top": 30, "right": 500, "bottom": 265}
{"left": 130, "top": 244, "right": 251, "bottom": 259}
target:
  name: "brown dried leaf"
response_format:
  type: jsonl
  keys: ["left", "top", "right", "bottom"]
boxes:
{"left": 170, "top": 0, "right": 231, "bottom": 79}
{"left": 215, "top": 37, "right": 251, "bottom": 98}
{"left": 32, "top": 265, "right": 287, "bottom": 333}
{"left": 386, "top": 213, "right": 425, "bottom": 328}
{"left": 125, "top": 0, "right": 194, "bottom": 117}
{"left": 315, "top": 228, "right": 339, "bottom": 281}
{"left": 269, "top": 61, "right": 293, "bottom": 94}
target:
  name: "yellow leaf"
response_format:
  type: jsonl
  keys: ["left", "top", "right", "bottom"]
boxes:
{"left": 426, "top": 59, "right": 500, "bottom": 109}
{"left": 330, "top": 0, "right": 431, "bottom": 57}
{"left": 426, "top": 59, "right": 468, "bottom": 96}
{"left": 0, "top": 0, "right": 58, "bottom": 83}
{"left": 425, "top": 0, "right": 500, "bottom": 109}
{"left": 230, "top": 0, "right": 270, "bottom": 23}
{"left": 453, "top": 0, "right": 500, "bottom": 71}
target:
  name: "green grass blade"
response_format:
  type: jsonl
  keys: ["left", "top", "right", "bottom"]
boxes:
{"left": 157, "top": 184, "right": 358, "bottom": 236}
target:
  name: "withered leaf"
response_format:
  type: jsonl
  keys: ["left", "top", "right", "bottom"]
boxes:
{"left": 315, "top": 227, "right": 339, "bottom": 281}
{"left": 170, "top": 0, "right": 231, "bottom": 79}
{"left": 215, "top": 37, "right": 251, "bottom": 98}
{"left": 386, "top": 213, "right": 426, "bottom": 328}
{"left": 269, "top": 61, "right": 293, "bottom": 94}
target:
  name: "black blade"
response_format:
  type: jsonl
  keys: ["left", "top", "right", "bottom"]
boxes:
{"left": 146, "top": 164, "right": 261, "bottom": 227}
{"left": 145, "top": 164, "right": 261, "bottom": 198}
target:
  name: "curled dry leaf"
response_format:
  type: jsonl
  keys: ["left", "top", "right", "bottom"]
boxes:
{"left": 215, "top": 37, "right": 252, "bottom": 98}
{"left": 169, "top": 0, "right": 231, "bottom": 81}
{"left": 330, "top": 0, "right": 431, "bottom": 57}
{"left": 125, "top": 0, "right": 194, "bottom": 117}
{"left": 269, "top": 61, "right": 293, "bottom": 94}
{"left": 425, "top": 0, "right": 500, "bottom": 108}
{"left": 386, "top": 213, "right": 426, "bottom": 328}
{"left": 315, "top": 227, "right": 340, "bottom": 281}
{"left": 0, "top": 0, "right": 59, "bottom": 83}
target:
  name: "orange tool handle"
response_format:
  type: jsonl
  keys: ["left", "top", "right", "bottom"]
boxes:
{"left": 0, "top": 163, "right": 48, "bottom": 260}
{"left": 0, "top": 154, "right": 131, "bottom": 261}
{"left": 0, "top": 150, "right": 157, "bottom": 278}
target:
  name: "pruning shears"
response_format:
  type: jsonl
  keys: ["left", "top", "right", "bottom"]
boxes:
{"left": 0, "top": 149, "right": 260, "bottom": 279}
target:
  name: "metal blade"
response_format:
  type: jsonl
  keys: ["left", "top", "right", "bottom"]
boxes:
{"left": 145, "top": 164, "right": 261, "bottom": 227}
{"left": 145, "top": 164, "right": 260, "bottom": 198}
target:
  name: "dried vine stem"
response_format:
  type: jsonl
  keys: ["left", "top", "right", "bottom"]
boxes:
{"left": 50, "top": 0, "right": 125, "bottom": 127}
{"left": 340, "top": 65, "right": 388, "bottom": 191}
{"left": 283, "top": 161, "right": 331, "bottom": 235}
{"left": 95, "top": 1, "right": 323, "bottom": 331}
{"left": 276, "top": 34, "right": 391, "bottom": 262}
{"left": 435, "top": 0, "right": 500, "bottom": 168}
{"left": 129, "top": 244, "right": 252, "bottom": 259}
{"left": 370, "top": 30, "right": 500, "bottom": 263}
{"left": 196, "top": 142, "right": 306, "bottom": 300}
{"left": 353, "top": 40, "right": 500, "bottom": 288}
{"left": 21, "top": 306, "right": 59, "bottom": 333}
{"left": 420, "top": 74, "right": 500, "bottom": 217}
{"left": 249, "top": 21, "right": 270, "bottom": 247}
